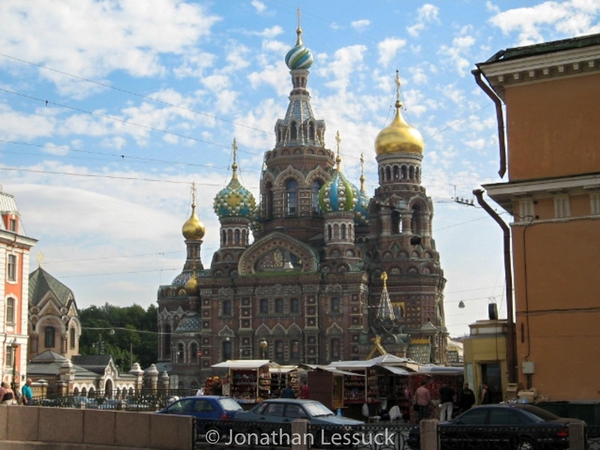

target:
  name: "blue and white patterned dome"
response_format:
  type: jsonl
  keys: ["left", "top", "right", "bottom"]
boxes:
{"left": 213, "top": 139, "right": 256, "bottom": 219}
{"left": 213, "top": 175, "right": 256, "bottom": 219}
{"left": 285, "top": 27, "right": 313, "bottom": 70}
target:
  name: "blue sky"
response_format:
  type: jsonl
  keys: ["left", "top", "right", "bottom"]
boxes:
{"left": 1, "top": 0, "right": 598, "bottom": 337}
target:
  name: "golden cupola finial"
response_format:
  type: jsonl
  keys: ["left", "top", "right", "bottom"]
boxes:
{"left": 182, "top": 182, "right": 206, "bottom": 240}
{"left": 375, "top": 70, "right": 424, "bottom": 156}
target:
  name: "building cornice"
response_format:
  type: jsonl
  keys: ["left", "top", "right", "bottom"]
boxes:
{"left": 478, "top": 44, "right": 600, "bottom": 100}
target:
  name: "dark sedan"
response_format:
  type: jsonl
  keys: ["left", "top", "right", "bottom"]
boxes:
{"left": 407, "top": 403, "right": 584, "bottom": 450}
{"left": 233, "top": 399, "right": 364, "bottom": 447}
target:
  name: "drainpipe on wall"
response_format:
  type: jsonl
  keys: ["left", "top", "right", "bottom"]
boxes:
{"left": 473, "top": 189, "right": 517, "bottom": 385}
{"left": 472, "top": 68, "right": 507, "bottom": 179}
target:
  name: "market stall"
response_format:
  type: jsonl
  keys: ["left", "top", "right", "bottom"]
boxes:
{"left": 211, "top": 359, "right": 274, "bottom": 405}
{"left": 408, "top": 365, "right": 464, "bottom": 423}
{"left": 306, "top": 366, "right": 361, "bottom": 412}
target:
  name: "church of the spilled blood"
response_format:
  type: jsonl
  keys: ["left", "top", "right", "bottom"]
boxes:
{"left": 157, "top": 23, "right": 447, "bottom": 388}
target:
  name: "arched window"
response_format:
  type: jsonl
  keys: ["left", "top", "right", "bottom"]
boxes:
{"left": 6, "top": 297, "right": 15, "bottom": 324}
{"left": 163, "top": 325, "right": 172, "bottom": 358}
{"left": 331, "top": 297, "right": 341, "bottom": 313}
{"left": 290, "top": 298, "right": 299, "bottom": 313}
{"left": 290, "top": 121, "right": 297, "bottom": 140}
{"left": 264, "top": 182, "right": 274, "bottom": 219}
{"left": 311, "top": 181, "right": 321, "bottom": 213}
{"left": 341, "top": 224, "right": 347, "bottom": 239}
{"left": 275, "top": 299, "right": 284, "bottom": 313}
{"left": 70, "top": 328, "right": 76, "bottom": 349}
{"left": 44, "top": 326, "right": 55, "bottom": 348}
{"left": 191, "top": 342, "right": 199, "bottom": 364}
{"left": 234, "top": 229, "right": 241, "bottom": 244}
{"left": 330, "top": 338, "right": 340, "bottom": 360}
{"left": 223, "top": 300, "right": 232, "bottom": 316}
{"left": 260, "top": 299, "right": 269, "bottom": 314}
{"left": 221, "top": 229, "right": 226, "bottom": 246}
{"left": 222, "top": 340, "right": 232, "bottom": 361}
{"left": 309, "top": 122, "right": 315, "bottom": 140}
{"left": 177, "top": 343, "right": 185, "bottom": 364}
{"left": 275, "top": 340, "right": 285, "bottom": 361}
{"left": 290, "top": 340, "right": 300, "bottom": 362}
{"left": 286, "top": 179, "right": 298, "bottom": 216}
{"left": 411, "top": 204, "right": 422, "bottom": 234}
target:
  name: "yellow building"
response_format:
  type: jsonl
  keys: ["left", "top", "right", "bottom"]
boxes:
{"left": 462, "top": 318, "right": 508, "bottom": 405}
{"left": 475, "top": 34, "right": 600, "bottom": 403}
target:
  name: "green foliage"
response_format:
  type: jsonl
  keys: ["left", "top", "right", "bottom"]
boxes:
{"left": 79, "top": 303, "right": 158, "bottom": 371}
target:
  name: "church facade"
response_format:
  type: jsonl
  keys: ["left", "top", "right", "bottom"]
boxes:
{"left": 157, "top": 24, "right": 447, "bottom": 388}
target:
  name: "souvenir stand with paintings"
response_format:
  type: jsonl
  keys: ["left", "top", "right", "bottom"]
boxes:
{"left": 269, "top": 365, "right": 300, "bottom": 398}
{"left": 212, "top": 359, "right": 274, "bottom": 407}
{"left": 327, "top": 354, "right": 420, "bottom": 421}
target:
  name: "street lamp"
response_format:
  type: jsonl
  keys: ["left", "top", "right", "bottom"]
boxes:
{"left": 10, "top": 339, "right": 19, "bottom": 392}
{"left": 260, "top": 338, "right": 268, "bottom": 359}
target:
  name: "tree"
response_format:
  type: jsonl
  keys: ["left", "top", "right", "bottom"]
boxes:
{"left": 79, "top": 303, "right": 158, "bottom": 372}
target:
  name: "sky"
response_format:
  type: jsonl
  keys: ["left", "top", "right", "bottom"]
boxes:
{"left": 1, "top": 0, "right": 599, "bottom": 338}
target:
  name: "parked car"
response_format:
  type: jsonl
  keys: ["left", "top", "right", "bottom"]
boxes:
{"left": 233, "top": 399, "right": 364, "bottom": 447}
{"left": 407, "top": 403, "right": 585, "bottom": 450}
{"left": 157, "top": 395, "right": 243, "bottom": 435}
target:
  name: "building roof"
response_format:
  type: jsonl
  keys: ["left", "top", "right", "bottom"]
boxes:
{"left": 485, "top": 33, "right": 600, "bottom": 64}
{"left": 71, "top": 355, "right": 113, "bottom": 375}
{"left": 29, "top": 267, "right": 75, "bottom": 307}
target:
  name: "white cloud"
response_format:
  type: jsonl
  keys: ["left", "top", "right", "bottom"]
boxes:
{"left": 351, "top": 19, "right": 371, "bottom": 31}
{"left": 377, "top": 38, "right": 407, "bottom": 67}
{"left": 317, "top": 45, "right": 368, "bottom": 93}
{"left": 439, "top": 32, "right": 476, "bottom": 76}
{"left": 489, "top": 1, "right": 600, "bottom": 45}
{"left": 251, "top": 0, "right": 266, "bottom": 14}
{"left": 408, "top": 4, "right": 440, "bottom": 37}
{"left": 0, "top": 0, "right": 221, "bottom": 97}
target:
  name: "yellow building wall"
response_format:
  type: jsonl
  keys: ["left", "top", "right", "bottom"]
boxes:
{"left": 511, "top": 218, "right": 600, "bottom": 400}
{"left": 463, "top": 329, "right": 508, "bottom": 403}
{"left": 505, "top": 72, "right": 600, "bottom": 181}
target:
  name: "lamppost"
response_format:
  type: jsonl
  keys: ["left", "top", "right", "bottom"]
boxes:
{"left": 10, "top": 339, "right": 19, "bottom": 392}
{"left": 260, "top": 338, "right": 268, "bottom": 359}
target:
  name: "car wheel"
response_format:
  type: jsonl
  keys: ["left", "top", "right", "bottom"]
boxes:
{"left": 516, "top": 437, "right": 536, "bottom": 450}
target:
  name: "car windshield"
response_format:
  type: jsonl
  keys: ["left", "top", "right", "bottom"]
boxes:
{"left": 219, "top": 398, "right": 243, "bottom": 411}
{"left": 303, "top": 402, "right": 334, "bottom": 417}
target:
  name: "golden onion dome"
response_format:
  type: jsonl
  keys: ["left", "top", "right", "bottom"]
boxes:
{"left": 182, "top": 204, "right": 206, "bottom": 240}
{"left": 184, "top": 272, "right": 199, "bottom": 296}
{"left": 375, "top": 71, "right": 424, "bottom": 156}
{"left": 375, "top": 100, "right": 424, "bottom": 156}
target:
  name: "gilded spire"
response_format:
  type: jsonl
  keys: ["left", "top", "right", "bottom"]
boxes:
{"left": 231, "top": 138, "right": 238, "bottom": 180}
{"left": 395, "top": 69, "right": 403, "bottom": 110}
{"left": 191, "top": 181, "right": 196, "bottom": 208}
{"left": 296, "top": 7, "right": 303, "bottom": 46}
{"left": 360, "top": 153, "right": 366, "bottom": 193}
{"left": 376, "top": 271, "right": 396, "bottom": 321}
{"left": 335, "top": 130, "right": 342, "bottom": 172}
{"left": 381, "top": 271, "right": 388, "bottom": 291}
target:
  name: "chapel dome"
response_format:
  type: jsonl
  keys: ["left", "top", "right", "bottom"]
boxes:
{"left": 182, "top": 204, "right": 206, "bottom": 240}
{"left": 375, "top": 100, "right": 424, "bottom": 156}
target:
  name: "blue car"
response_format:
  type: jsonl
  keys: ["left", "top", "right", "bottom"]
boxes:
{"left": 157, "top": 395, "right": 242, "bottom": 435}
